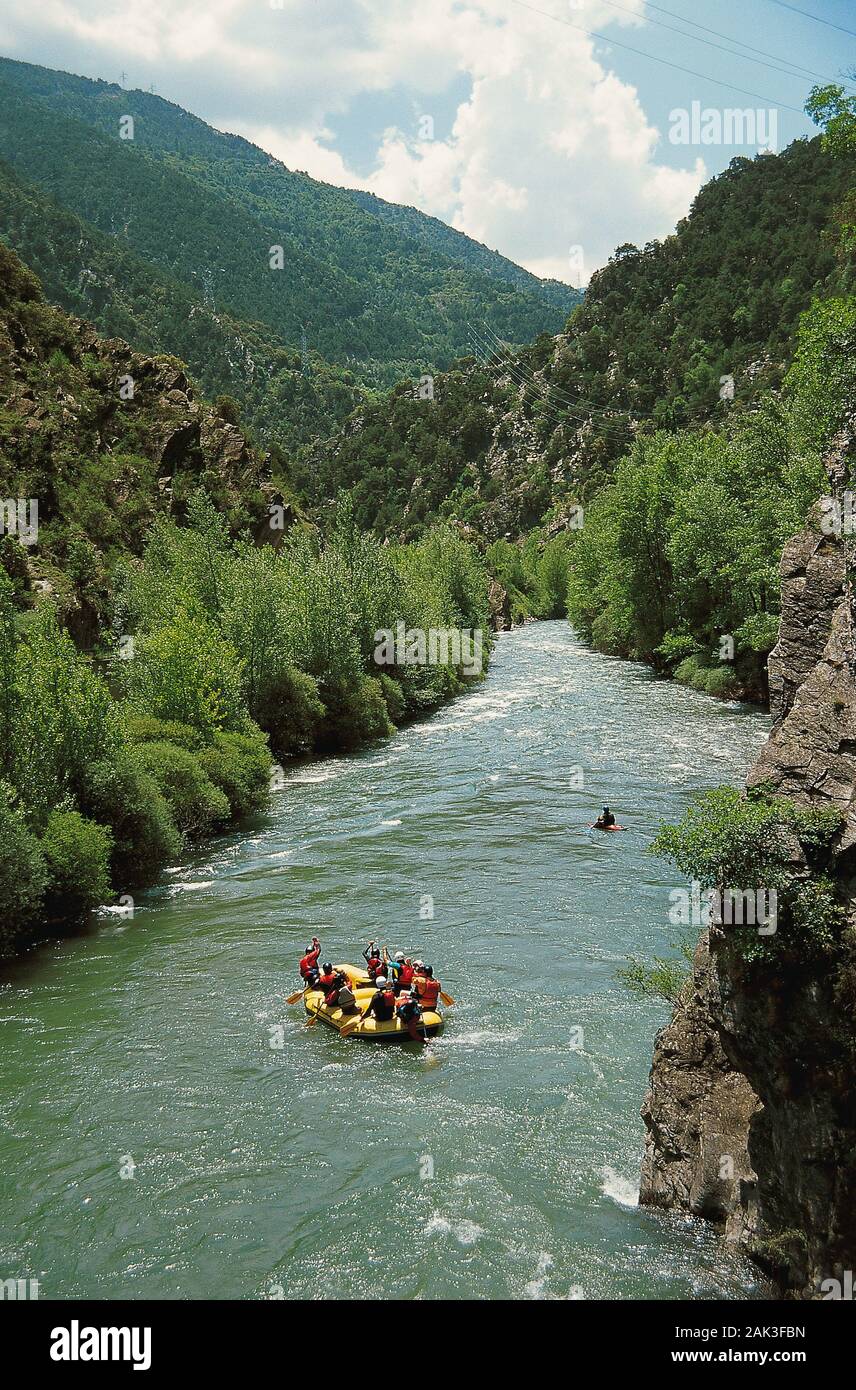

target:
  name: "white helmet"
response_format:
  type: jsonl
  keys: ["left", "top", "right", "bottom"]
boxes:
{"left": 375, "top": 976, "right": 388, "bottom": 987}
{"left": 414, "top": 959, "right": 424, "bottom": 969}
{"left": 394, "top": 951, "right": 405, "bottom": 962}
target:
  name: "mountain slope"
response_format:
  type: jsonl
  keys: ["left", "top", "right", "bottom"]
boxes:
{"left": 0, "top": 56, "right": 579, "bottom": 391}
{"left": 300, "top": 136, "right": 854, "bottom": 538}
{"left": 0, "top": 239, "right": 280, "bottom": 642}
{"left": 0, "top": 156, "right": 364, "bottom": 452}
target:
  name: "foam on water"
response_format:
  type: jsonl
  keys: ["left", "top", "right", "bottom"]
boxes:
{"left": 602, "top": 1167, "right": 641, "bottom": 1208}
{"left": 0, "top": 623, "right": 769, "bottom": 1301}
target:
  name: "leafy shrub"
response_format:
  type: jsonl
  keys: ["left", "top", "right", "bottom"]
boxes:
{"left": 40, "top": 810, "right": 113, "bottom": 922}
{"left": 697, "top": 665, "right": 740, "bottom": 699}
{"left": 132, "top": 741, "right": 230, "bottom": 838}
{"left": 214, "top": 394, "right": 241, "bottom": 425}
{"left": 0, "top": 784, "right": 47, "bottom": 955}
{"left": 123, "top": 714, "right": 204, "bottom": 752}
{"left": 651, "top": 788, "right": 844, "bottom": 964}
{"left": 316, "top": 675, "right": 394, "bottom": 751}
{"left": 127, "top": 614, "right": 246, "bottom": 739}
{"left": 656, "top": 631, "right": 701, "bottom": 668}
{"left": 81, "top": 749, "right": 180, "bottom": 889}
{"left": 735, "top": 612, "right": 781, "bottom": 655}
{"left": 673, "top": 655, "right": 739, "bottom": 699}
{"left": 617, "top": 946, "right": 693, "bottom": 1004}
{"left": 13, "top": 605, "right": 117, "bottom": 829}
{"left": 253, "top": 667, "right": 324, "bottom": 759}
{"left": 536, "top": 536, "right": 571, "bottom": 618}
{"left": 378, "top": 673, "right": 406, "bottom": 724}
{"left": 197, "top": 730, "right": 272, "bottom": 819}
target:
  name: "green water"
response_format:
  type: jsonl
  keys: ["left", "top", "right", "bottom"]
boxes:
{"left": 0, "top": 623, "right": 770, "bottom": 1300}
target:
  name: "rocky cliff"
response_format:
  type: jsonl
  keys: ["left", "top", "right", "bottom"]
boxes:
{"left": 639, "top": 414, "right": 856, "bottom": 1297}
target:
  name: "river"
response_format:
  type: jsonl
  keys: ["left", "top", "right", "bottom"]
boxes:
{"left": 0, "top": 622, "right": 770, "bottom": 1300}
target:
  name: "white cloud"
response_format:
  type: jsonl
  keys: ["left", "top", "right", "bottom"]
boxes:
{"left": 0, "top": 0, "right": 708, "bottom": 282}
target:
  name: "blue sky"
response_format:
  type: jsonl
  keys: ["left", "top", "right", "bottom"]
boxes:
{"left": 0, "top": 1, "right": 852, "bottom": 282}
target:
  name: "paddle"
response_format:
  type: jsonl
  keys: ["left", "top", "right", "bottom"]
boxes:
{"left": 340, "top": 998, "right": 373, "bottom": 1038}
{"left": 439, "top": 990, "right": 455, "bottom": 1007}
{"left": 306, "top": 1000, "right": 324, "bottom": 1026}
{"left": 285, "top": 988, "right": 304, "bottom": 1005}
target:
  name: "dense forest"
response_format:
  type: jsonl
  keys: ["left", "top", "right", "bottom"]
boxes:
{"left": 0, "top": 55, "right": 577, "bottom": 457}
{"left": 302, "top": 135, "right": 853, "bottom": 537}
{"left": 0, "top": 158, "right": 366, "bottom": 454}
{"left": 1, "top": 57, "right": 854, "bottom": 956}
{"left": 0, "top": 241, "right": 491, "bottom": 957}
{"left": 301, "top": 118, "right": 855, "bottom": 699}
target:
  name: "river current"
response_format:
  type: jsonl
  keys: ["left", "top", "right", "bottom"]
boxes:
{"left": 0, "top": 622, "right": 770, "bottom": 1300}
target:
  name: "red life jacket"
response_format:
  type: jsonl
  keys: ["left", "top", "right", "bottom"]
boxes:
{"left": 373, "top": 988, "right": 395, "bottom": 1021}
{"left": 419, "top": 978, "right": 440, "bottom": 1009}
{"left": 300, "top": 948, "right": 320, "bottom": 978}
{"left": 399, "top": 965, "right": 415, "bottom": 987}
{"left": 317, "top": 971, "right": 336, "bottom": 992}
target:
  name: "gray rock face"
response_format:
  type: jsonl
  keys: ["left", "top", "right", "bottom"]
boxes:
{"left": 488, "top": 578, "right": 512, "bottom": 631}
{"left": 639, "top": 431, "right": 856, "bottom": 1297}
{"left": 639, "top": 930, "right": 760, "bottom": 1233}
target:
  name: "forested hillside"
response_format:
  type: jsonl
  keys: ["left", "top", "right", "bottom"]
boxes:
{"left": 0, "top": 158, "right": 365, "bottom": 452}
{"left": 0, "top": 57, "right": 577, "bottom": 407}
{"left": 301, "top": 118, "right": 855, "bottom": 702}
{"left": 0, "top": 241, "right": 492, "bottom": 955}
{"left": 302, "top": 136, "right": 853, "bottom": 540}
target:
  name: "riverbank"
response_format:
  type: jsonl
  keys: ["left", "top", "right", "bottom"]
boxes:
{"left": 0, "top": 622, "right": 770, "bottom": 1299}
{"left": 0, "top": 514, "right": 495, "bottom": 962}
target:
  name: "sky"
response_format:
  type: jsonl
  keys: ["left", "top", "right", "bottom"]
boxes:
{"left": 0, "top": 0, "right": 854, "bottom": 284}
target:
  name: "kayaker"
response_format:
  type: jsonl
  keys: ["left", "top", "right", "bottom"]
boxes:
{"left": 299, "top": 937, "right": 321, "bottom": 984}
{"left": 369, "top": 975, "right": 396, "bottom": 1023}
{"left": 594, "top": 806, "right": 616, "bottom": 829}
{"left": 414, "top": 965, "right": 440, "bottom": 1011}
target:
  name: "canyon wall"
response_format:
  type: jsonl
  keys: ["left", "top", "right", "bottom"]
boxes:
{"left": 639, "top": 418, "right": 856, "bottom": 1296}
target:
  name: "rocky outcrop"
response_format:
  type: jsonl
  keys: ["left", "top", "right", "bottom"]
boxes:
{"left": 639, "top": 418, "right": 856, "bottom": 1297}
{"left": 488, "top": 578, "right": 512, "bottom": 631}
{"left": 639, "top": 931, "right": 761, "bottom": 1239}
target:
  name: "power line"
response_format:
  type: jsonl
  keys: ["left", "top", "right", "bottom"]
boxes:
{"left": 477, "top": 321, "right": 633, "bottom": 420}
{"left": 640, "top": 0, "right": 844, "bottom": 82}
{"left": 598, "top": 0, "right": 850, "bottom": 87}
{"left": 757, "top": 0, "right": 856, "bottom": 40}
{"left": 472, "top": 325, "right": 599, "bottom": 420}
{"left": 510, "top": 0, "right": 809, "bottom": 114}
{"left": 467, "top": 324, "right": 636, "bottom": 434}
{"left": 478, "top": 317, "right": 733, "bottom": 434}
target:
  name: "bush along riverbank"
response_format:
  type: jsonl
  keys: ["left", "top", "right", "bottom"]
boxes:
{"left": 565, "top": 292, "right": 855, "bottom": 705}
{"left": 0, "top": 497, "right": 491, "bottom": 960}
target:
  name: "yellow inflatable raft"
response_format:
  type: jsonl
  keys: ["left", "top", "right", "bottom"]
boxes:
{"left": 303, "top": 963, "right": 443, "bottom": 1041}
